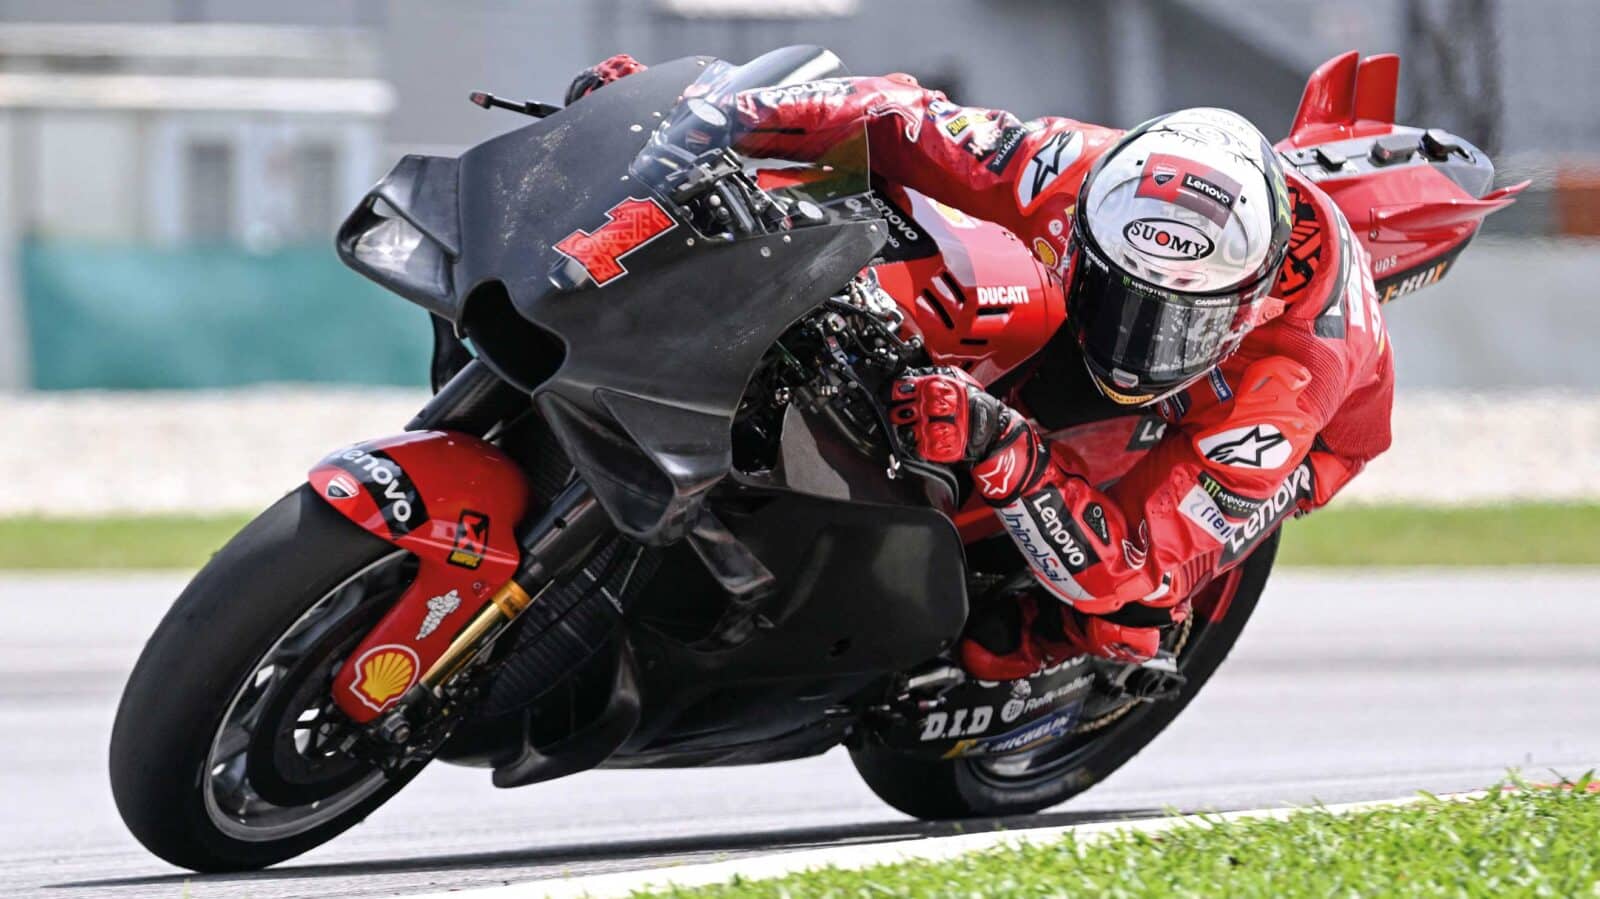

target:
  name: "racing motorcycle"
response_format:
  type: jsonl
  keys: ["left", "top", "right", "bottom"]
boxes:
{"left": 109, "top": 46, "right": 1521, "bottom": 871}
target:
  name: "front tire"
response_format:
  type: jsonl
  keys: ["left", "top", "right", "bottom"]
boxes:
{"left": 850, "top": 532, "right": 1279, "bottom": 819}
{"left": 110, "top": 486, "right": 425, "bottom": 871}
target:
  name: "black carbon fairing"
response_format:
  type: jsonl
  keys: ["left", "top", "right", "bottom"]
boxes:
{"left": 341, "top": 51, "right": 886, "bottom": 543}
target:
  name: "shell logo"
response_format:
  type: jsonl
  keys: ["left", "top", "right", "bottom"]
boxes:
{"left": 348, "top": 644, "right": 420, "bottom": 712}
{"left": 1032, "top": 237, "right": 1059, "bottom": 269}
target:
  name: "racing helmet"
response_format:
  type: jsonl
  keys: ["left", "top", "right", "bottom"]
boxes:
{"left": 1066, "top": 108, "right": 1292, "bottom": 405}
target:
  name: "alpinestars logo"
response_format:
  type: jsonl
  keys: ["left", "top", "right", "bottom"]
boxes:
{"left": 973, "top": 430, "right": 1035, "bottom": 502}
{"left": 974, "top": 449, "right": 1021, "bottom": 498}
{"left": 1016, "top": 130, "right": 1083, "bottom": 210}
{"left": 1198, "top": 424, "right": 1291, "bottom": 469}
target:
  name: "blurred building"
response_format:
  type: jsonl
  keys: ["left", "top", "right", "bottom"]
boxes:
{"left": 0, "top": 24, "right": 387, "bottom": 245}
{"left": 0, "top": 0, "right": 1596, "bottom": 389}
{"left": 0, "top": 20, "right": 400, "bottom": 389}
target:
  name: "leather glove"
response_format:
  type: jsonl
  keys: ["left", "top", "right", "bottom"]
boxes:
{"left": 889, "top": 367, "right": 1014, "bottom": 464}
{"left": 565, "top": 53, "right": 647, "bottom": 106}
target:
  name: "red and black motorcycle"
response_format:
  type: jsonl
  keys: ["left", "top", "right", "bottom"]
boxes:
{"left": 110, "top": 46, "right": 1519, "bottom": 871}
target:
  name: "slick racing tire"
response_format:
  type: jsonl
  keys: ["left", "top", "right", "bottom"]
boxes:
{"left": 849, "top": 531, "right": 1279, "bottom": 820}
{"left": 110, "top": 485, "right": 427, "bottom": 872}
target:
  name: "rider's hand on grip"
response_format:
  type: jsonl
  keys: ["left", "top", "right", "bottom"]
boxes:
{"left": 889, "top": 367, "right": 1010, "bottom": 464}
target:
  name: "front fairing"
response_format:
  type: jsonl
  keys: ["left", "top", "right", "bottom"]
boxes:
{"left": 342, "top": 49, "right": 886, "bottom": 543}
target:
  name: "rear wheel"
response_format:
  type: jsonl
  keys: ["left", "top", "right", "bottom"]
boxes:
{"left": 110, "top": 486, "right": 427, "bottom": 871}
{"left": 850, "top": 531, "right": 1279, "bottom": 819}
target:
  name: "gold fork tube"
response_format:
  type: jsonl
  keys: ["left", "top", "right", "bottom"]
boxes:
{"left": 418, "top": 579, "right": 546, "bottom": 691}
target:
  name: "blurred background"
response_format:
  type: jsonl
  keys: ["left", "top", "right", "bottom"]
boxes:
{"left": 1, "top": 0, "right": 1598, "bottom": 392}
{"left": 1, "top": 0, "right": 1598, "bottom": 513}
{"left": 3, "top": 9, "right": 1597, "bottom": 892}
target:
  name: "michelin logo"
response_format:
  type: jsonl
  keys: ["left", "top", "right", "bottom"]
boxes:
{"left": 970, "top": 707, "right": 1078, "bottom": 755}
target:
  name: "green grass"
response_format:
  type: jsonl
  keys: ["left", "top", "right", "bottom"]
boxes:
{"left": 1276, "top": 502, "right": 1600, "bottom": 566}
{"left": 641, "top": 781, "right": 1600, "bottom": 898}
{"left": 0, "top": 503, "right": 1597, "bottom": 570}
{"left": 0, "top": 513, "right": 251, "bottom": 570}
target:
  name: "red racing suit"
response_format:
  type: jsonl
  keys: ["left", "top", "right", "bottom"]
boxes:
{"left": 729, "top": 74, "right": 1396, "bottom": 623}
{"left": 580, "top": 57, "right": 1396, "bottom": 629}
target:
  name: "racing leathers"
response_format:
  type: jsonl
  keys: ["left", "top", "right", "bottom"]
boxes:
{"left": 579, "top": 60, "right": 1395, "bottom": 678}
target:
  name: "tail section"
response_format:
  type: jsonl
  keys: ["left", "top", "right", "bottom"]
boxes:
{"left": 1285, "top": 51, "right": 1400, "bottom": 145}
{"left": 1277, "top": 51, "right": 1527, "bottom": 304}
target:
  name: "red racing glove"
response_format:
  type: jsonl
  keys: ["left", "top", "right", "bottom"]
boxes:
{"left": 893, "top": 369, "right": 1171, "bottom": 668}
{"left": 889, "top": 367, "right": 1016, "bottom": 464}
{"left": 564, "top": 53, "right": 648, "bottom": 106}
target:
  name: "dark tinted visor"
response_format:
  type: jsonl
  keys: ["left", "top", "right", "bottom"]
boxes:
{"left": 1066, "top": 233, "right": 1273, "bottom": 395}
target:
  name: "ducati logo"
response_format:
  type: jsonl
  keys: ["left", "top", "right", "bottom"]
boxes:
{"left": 327, "top": 448, "right": 428, "bottom": 538}
{"left": 1137, "top": 153, "right": 1243, "bottom": 227}
{"left": 325, "top": 474, "right": 358, "bottom": 500}
{"left": 554, "top": 197, "right": 677, "bottom": 286}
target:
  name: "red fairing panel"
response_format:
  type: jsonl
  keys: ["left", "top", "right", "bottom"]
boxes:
{"left": 1279, "top": 51, "right": 1526, "bottom": 303}
{"left": 872, "top": 185, "right": 1067, "bottom": 386}
{"left": 309, "top": 431, "right": 532, "bottom": 722}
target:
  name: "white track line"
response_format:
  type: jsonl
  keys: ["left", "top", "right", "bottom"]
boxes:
{"left": 399, "top": 792, "right": 1482, "bottom": 899}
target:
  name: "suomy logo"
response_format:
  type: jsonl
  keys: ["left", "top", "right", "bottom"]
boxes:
{"left": 1123, "top": 218, "right": 1214, "bottom": 261}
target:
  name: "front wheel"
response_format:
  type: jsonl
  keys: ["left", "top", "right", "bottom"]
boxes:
{"left": 110, "top": 486, "right": 427, "bottom": 871}
{"left": 850, "top": 531, "right": 1279, "bottom": 819}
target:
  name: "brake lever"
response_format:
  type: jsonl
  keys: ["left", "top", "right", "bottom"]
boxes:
{"left": 468, "top": 91, "right": 562, "bottom": 118}
{"left": 819, "top": 335, "right": 959, "bottom": 495}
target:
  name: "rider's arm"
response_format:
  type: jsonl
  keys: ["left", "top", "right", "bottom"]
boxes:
{"left": 731, "top": 76, "right": 1120, "bottom": 236}
{"left": 973, "top": 355, "right": 1334, "bottom": 618}
{"left": 572, "top": 61, "right": 1115, "bottom": 256}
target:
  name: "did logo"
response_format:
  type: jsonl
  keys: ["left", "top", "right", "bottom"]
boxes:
{"left": 1124, "top": 217, "right": 1214, "bottom": 261}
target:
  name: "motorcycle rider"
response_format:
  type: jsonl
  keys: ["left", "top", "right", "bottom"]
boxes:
{"left": 570, "top": 56, "right": 1394, "bottom": 680}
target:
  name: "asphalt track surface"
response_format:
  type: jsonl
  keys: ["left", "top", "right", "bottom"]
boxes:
{"left": 3, "top": 569, "right": 1597, "bottom": 898}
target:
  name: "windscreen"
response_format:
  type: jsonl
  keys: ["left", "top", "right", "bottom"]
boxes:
{"left": 631, "top": 47, "right": 874, "bottom": 241}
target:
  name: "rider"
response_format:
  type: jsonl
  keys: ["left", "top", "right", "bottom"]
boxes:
{"left": 570, "top": 56, "right": 1394, "bottom": 681}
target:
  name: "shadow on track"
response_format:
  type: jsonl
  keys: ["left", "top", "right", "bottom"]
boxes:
{"left": 51, "top": 807, "right": 1160, "bottom": 892}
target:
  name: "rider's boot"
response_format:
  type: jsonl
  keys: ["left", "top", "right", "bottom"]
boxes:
{"left": 958, "top": 589, "right": 1162, "bottom": 680}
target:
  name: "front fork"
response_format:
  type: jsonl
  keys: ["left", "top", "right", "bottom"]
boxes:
{"left": 397, "top": 479, "right": 612, "bottom": 723}
{"left": 312, "top": 360, "right": 613, "bottom": 737}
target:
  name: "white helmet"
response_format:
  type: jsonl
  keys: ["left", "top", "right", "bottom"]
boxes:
{"left": 1066, "top": 108, "right": 1292, "bottom": 405}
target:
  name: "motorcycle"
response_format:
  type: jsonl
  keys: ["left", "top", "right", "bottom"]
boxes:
{"left": 109, "top": 46, "right": 1521, "bottom": 871}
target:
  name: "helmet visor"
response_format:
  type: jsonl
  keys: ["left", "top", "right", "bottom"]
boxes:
{"left": 1066, "top": 233, "right": 1272, "bottom": 397}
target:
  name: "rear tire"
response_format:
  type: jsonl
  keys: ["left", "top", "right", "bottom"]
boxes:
{"left": 850, "top": 532, "right": 1279, "bottom": 819}
{"left": 110, "top": 486, "right": 424, "bottom": 871}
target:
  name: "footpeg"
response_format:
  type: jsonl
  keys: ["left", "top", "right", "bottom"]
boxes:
{"left": 1099, "top": 652, "right": 1186, "bottom": 703}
